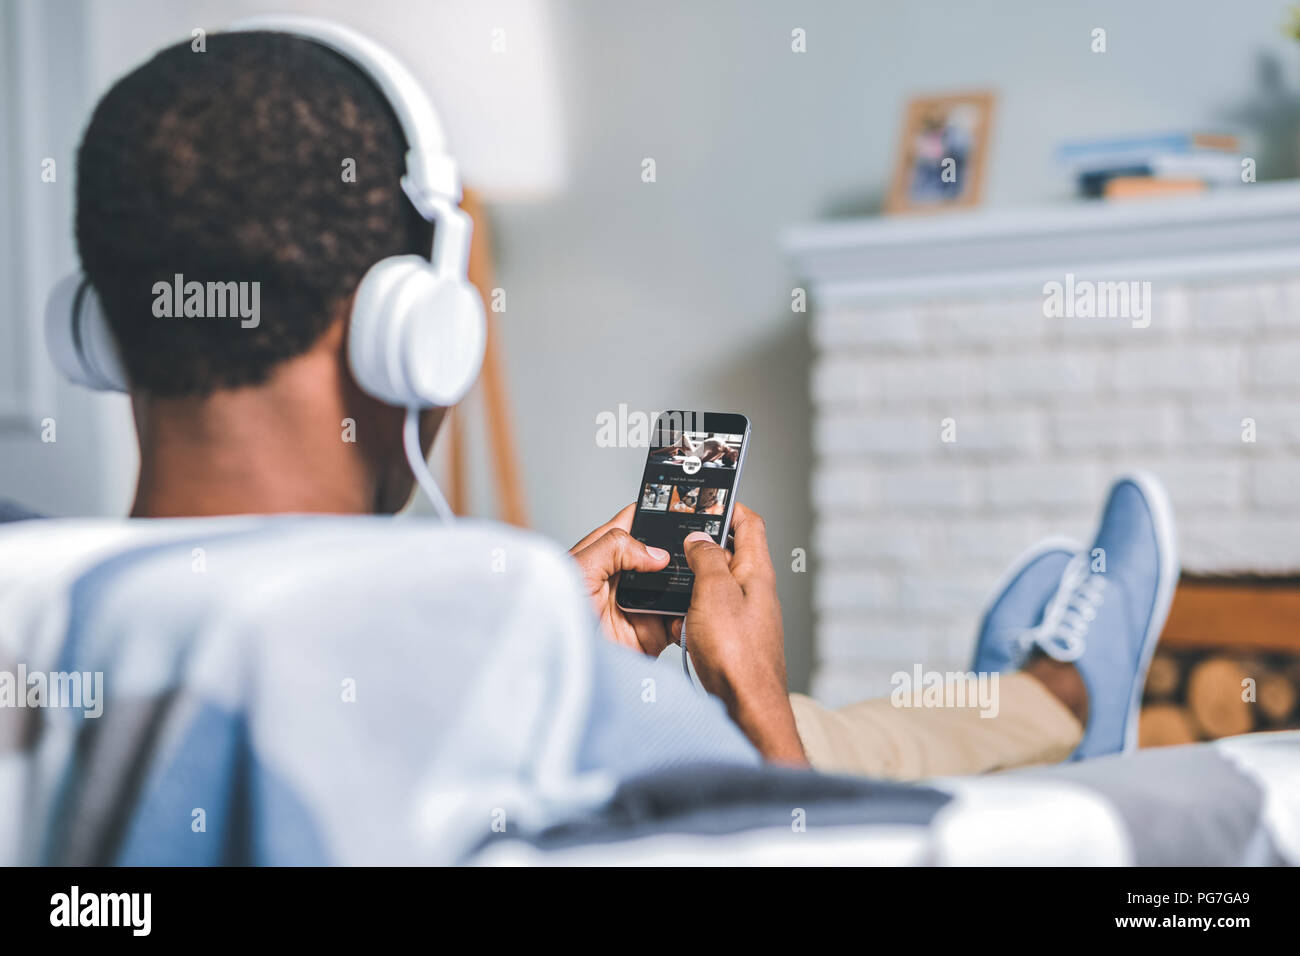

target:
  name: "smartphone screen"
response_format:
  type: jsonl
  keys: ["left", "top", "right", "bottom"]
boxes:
{"left": 616, "top": 411, "right": 750, "bottom": 616}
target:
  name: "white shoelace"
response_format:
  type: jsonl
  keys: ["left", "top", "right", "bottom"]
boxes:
{"left": 1016, "top": 553, "right": 1107, "bottom": 663}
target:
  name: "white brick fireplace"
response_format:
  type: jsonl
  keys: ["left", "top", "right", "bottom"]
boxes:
{"left": 786, "top": 183, "right": 1300, "bottom": 706}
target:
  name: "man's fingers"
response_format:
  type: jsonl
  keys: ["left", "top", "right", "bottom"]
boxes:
{"left": 669, "top": 617, "right": 683, "bottom": 644}
{"left": 629, "top": 613, "right": 672, "bottom": 656}
{"left": 729, "top": 503, "right": 768, "bottom": 550}
{"left": 727, "top": 504, "right": 777, "bottom": 590}
{"left": 569, "top": 503, "right": 636, "bottom": 553}
{"left": 576, "top": 527, "right": 670, "bottom": 577}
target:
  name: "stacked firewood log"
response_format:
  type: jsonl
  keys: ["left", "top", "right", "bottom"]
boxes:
{"left": 1139, "top": 651, "right": 1300, "bottom": 746}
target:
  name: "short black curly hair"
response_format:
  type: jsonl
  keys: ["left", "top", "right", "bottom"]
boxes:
{"left": 76, "top": 31, "right": 433, "bottom": 397}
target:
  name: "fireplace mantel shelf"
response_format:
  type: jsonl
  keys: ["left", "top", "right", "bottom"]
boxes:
{"left": 784, "top": 180, "right": 1300, "bottom": 305}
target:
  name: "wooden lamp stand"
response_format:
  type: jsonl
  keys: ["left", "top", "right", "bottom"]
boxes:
{"left": 442, "top": 189, "right": 528, "bottom": 526}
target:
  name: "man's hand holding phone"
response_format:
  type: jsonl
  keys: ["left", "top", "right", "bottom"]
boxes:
{"left": 568, "top": 504, "right": 675, "bottom": 655}
{"left": 569, "top": 502, "right": 805, "bottom": 764}
{"left": 668, "top": 504, "right": 808, "bottom": 766}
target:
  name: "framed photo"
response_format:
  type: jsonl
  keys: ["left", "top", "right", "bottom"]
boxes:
{"left": 885, "top": 91, "right": 995, "bottom": 215}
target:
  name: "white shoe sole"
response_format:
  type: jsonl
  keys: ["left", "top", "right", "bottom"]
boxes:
{"left": 1110, "top": 470, "right": 1180, "bottom": 754}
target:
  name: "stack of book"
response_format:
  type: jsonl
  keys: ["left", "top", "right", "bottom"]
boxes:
{"left": 1056, "top": 132, "right": 1246, "bottom": 200}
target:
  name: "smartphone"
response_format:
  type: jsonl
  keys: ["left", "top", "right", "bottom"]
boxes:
{"left": 615, "top": 411, "right": 751, "bottom": 616}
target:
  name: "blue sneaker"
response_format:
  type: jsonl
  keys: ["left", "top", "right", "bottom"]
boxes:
{"left": 1020, "top": 471, "right": 1179, "bottom": 759}
{"left": 971, "top": 537, "right": 1079, "bottom": 674}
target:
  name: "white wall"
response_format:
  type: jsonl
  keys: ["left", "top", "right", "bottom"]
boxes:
{"left": 0, "top": 0, "right": 137, "bottom": 518}
{"left": 811, "top": 276, "right": 1300, "bottom": 704}
{"left": 5, "top": 0, "right": 1300, "bottom": 690}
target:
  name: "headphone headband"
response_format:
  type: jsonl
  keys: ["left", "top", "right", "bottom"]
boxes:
{"left": 226, "top": 15, "right": 462, "bottom": 211}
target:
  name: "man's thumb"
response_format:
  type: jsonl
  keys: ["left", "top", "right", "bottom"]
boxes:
{"left": 682, "top": 531, "right": 729, "bottom": 577}
{"left": 597, "top": 529, "right": 669, "bottom": 572}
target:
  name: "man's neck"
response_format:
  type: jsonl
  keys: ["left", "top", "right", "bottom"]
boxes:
{"left": 130, "top": 347, "right": 376, "bottom": 518}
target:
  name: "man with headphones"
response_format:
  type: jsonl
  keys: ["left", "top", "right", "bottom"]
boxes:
{"left": 37, "top": 18, "right": 1167, "bottom": 781}
{"left": 43, "top": 18, "right": 812, "bottom": 767}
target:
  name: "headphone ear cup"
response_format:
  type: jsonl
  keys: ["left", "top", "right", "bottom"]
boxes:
{"left": 348, "top": 256, "right": 424, "bottom": 406}
{"left": 348, "top": 255, "right": 485, "bottom": 408}
{"left": 45, "top": 274, "right": 129, "bottom": 392}
{"left": 407, "top": 272, "right": 485, "bottom": 406}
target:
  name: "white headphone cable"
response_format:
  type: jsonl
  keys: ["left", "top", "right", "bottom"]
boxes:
{"left": 403, "top": 405, "right": 455, "bottom": 523}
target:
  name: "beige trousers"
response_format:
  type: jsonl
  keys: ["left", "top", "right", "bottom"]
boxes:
{"left": 789, "top": 673, "right": 1082, "bottom": 780}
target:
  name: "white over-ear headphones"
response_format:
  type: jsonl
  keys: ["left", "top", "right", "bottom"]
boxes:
{"left": 46, "top": 15, "right": 486, "bottom": 409}
{"left": 44, "top": 16, "right": 487, "bottom": 518}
